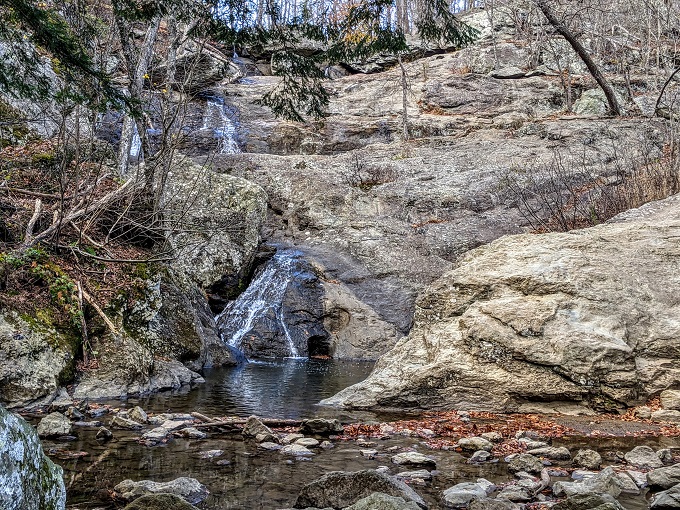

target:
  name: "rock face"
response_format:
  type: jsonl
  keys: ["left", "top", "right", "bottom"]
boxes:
{"left": 0, "top": 406, "right": 66, "bottom": 510}
{"left": 293, "top": 470, "right": 427, "bottom": 509}
{"left": 322, "top": 196, "right": 680, "bottom": 412}
{"left": 0, "top": 311, "right": 77, "bottom": 407}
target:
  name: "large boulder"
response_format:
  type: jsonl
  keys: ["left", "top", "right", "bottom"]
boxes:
{"left": 36, "top": 412, "right": 71, "bottom": 438}
{"left": 648, "top": 464, "right": 680, "bottom": 490}
{"left": 114, "top": 477, "right": 209, "bottom": 505}
{"left": 651, "top": 485, "right": 680, "bottom": 510}
{"left": 293, "top": 470, "right": 427, "bottom": 509}
{"left": 123, "top": 493, "right": 199, "bottom": 510}
{"left": 0, "top": 406, "right": 66, "bottom": 510}
{"left": 322, "top": 196, "right": 680, "bottom": 412}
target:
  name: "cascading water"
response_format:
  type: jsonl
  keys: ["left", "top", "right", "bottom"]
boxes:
{"left": 217, "top": 251, "right": 303, "bottom": 360}
{"left": 130, "top": 122, "right": 142, "bottom": 158}
{"left": 202, "top": 96, "right": 241, "bottom": 154}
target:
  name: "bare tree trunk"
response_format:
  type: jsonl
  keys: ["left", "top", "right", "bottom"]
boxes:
{"left": 533, "top": 0, "right": 622, "bottom": 116}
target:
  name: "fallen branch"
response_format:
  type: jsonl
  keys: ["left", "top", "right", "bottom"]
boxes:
{"left": 81, "top": 288, "right": 118, "bottom": 336}
{"left": 24, "top": 198, "right": 42, "bottom": 243}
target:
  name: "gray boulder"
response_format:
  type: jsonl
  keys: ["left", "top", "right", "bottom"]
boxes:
{"left": 459, "top": 437, "right": 493, "bottom": 452}
{"left": 242, "top": 416, "right": 274, "bottom": 438}
{"left": 280, "top": 444, "right": 315, "bottom": 456}
{"left": 527, "top": 446, "right": 571, "bottom": 460}
{"left": 300, "top": 418, "right": 344, "bottom": 435}
{"left": 469, "top": 498, "right": 519, "bottom": 510}
{"left": 0, "top": 406, "right": 66, "bottom": 510}
{"left": 573, "top": 449, "right": 602, "bottom": 470}
{"left": 508, "top": 454, "right": 543, "bottom": 474}
{"left": 624, "top": 446, "right": 664, "bottom": 469}
{"left": 391, "top": 452, "right": 436, "bottom": 466}
{"left": 114, "top": 477, "right": 209, "bottom": 505}
{"left": 554, "top": 493, "right": 625, "bottom": 510}
{"left": 553, "top": 467, "right": 621, "bottom": 499}
{"left": 293, "top": 470, "right": 427, "bottom": 509}
{"left": 37, "top": 412, "right": 72, "bottom": 438}
{"left": 346, "top": 492, "right": 421, "bottom": 510}
{"left": 123, "top": 493, "right": 199, "bottom": 510}
{"left": 442, "top": 479, "right": 495, "bottom": 508}
{"left": 648, "top": 464, "right": 680, "bottom": 490}
{"left": 651, "top": 485, "right": 680, "bottom": 510}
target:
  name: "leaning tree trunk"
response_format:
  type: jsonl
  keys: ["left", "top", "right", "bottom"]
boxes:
{"left": 533, "top": 0, "right": 622, "bottom": 116}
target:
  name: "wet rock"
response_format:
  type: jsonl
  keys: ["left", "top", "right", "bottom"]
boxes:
{"left": 176, "top": 427, "right": 207, "bottom": 439}
{"left": 361, "top": 449, "right": 378, "bottom": 458}
{"left": 114, "top": 477, "right": 209, "bottom": 505}
{"left": 255, "top": 432, "right": 280, "bottom": 443}
{"left": 648, "top": 464, "right": 680, "bottom": 490}
{"left": 391, "top": 452, "right": 436, "bottom": 466}
{"left": 459, "top": 437, "right": 493, "bottom": 452}
{"left": 651, "top": 410, "right": 680, "bottom": 424}
{"left": 96, "top": 427, "right": 113, "bottom": 441}
{"left": 295, "top": 438, "right": 320, "bottom": 448}
{"left": 496, "top": 485, "right": 532, "bottom": 502}
{"left": 282, "top": 433, "right": 305, "bottom": 444}
{"left": 626, "top": 470, "right": 648, "bottom": 489}
{"left": 142, "top": 427, "right": 170, "bottom": 443}
{"left": 651, "top": 485, "right": 680, "bottom": 510}
{"left": 37, "top": 412, "right": 72, "bottom": 438}
{"left": 552, "top": 467, "right": 621, "bottom": 498}
{"left": 573, "top": 449, "right": 602, "bottom": 470}
{"left": 508, "top": 454, "right": 543, "bottom": 474}
{"left": 469, "top": 451, "right": 492, "bottom": 463}
{"left": 293, "top": 470, "right": 427, "bottom": 509}
{"left": 395, "top": 470, "right": 432, "bottom": 481}
{"left": 442, "top": 479, "right": 495, "bottom": 508}
{"left": 258, "top": 442, "right": 282, "bottom": 451}
{"left": 280, "top": 444, "right": 315, "bottom": 456}
{"left": 128, "top": 407, "right": 148, "bottom": 424}
{"left": 469, "top": 498, "right": 519, "bottom": 510}
{"left": 527, "top": 446, "right": 571, "bottom": 460}
{"left": 614, "top": 472, "right": 641, "bottom": 495}
{"left": 320, "top": 441, "right": 334, "bottom": 449}
{"left": 624, "top": 446, "right": 664, "bottom": 469}
{"left": 346, "top": 492, "right": 421, "bottom": 510}
{"left": 480, "top": 432, "right": 503, "bottom": 443}
{"left": 554, "top": 493, "right": 625, "bottom": 510}
{"left": 111, "top": 416, "right": 145, "bottom": 430}
{"left": 572, "top": 471, "right": 597, "bottom": 481}
{"left": 242, "top": 416, "right": 274, "bottom": 438}
{"left": 0, "top": 406, "right": 66, "bottom": 510}
{"left": 300, "top": 418, "right": 344, "bottom": 435}
{"left": 661, "top": 390, "right": 680, "bottom": 410}
{"left": 123, "top": 493, "right": 199, "bottom": 510}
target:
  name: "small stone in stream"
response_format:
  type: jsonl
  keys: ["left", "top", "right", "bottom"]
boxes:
{"left": 160, "top": 420, "right": 193, "bottom": 432}
{"left": 295, "top": 438, "right": 320, "bottom": 448}
{"left": 517, "top": 478, "right": 542, "bottom": 492}
{"left": 651, "top": 484, "right": 680, "bottom": 510}
{"left": 647, "top": 464, "right": 680, "bottom": 490}
{"left": 114, "top": 477, "right": 208, "bottom": 505}
{"left": 508, "top": 454, "right": 543, "bottom": 474}
{"left": 395, "top": 470, "right": 432, "bottom": 481}
{"left": 147, "top": 414, "right": 169, "bottom": 426}
{"left": 177, "top": 428, "right": 207, "bottom": 440}
{"left": 518, "top": 438, "right": 549, "bottom": 450}
{"left": 199, "top": 450, "right": 223, "bottom": 459}
{"left": 480, "top": 432, "right": 503, "bottom": 443}
{"left": 527, "top": 446, "right": 571, "bottom": 460}
{"left": 660, "top": 389, "right": 680, "bottom": 410}
{"left": 215, "top": 460, "right": 231, "bottom": 466}
{"left": 391, "top": 452, "right": 436, "bottom": 466}
{"left": 65, "top": 407, "right": 85, "bottom": 420}
{"left": 615, "top": 472, "right": 641, "bottom": 495}
{"left": 573, "top": 449, "right": 602, "bottom": 470}
{"left": 74, "top": 421, "right": 102, "bottom": 427}
{"left": 627, "top": 470, "right": 648, "bottom": 489}
{"left": 294, "top": 470, "right": 426, "bottom": 509}
{"left": 96, "top": 427, "right": 113, "bottom": 441}
{"left": 111, "top": 416, "right": 144, "bottom": 430}
{"left": 255, "top": 432, "right": 279, "bottom": 444}
{"left": 128, "top": 406, "right": 148, "bottom": 424}
{"left": 142, "top": 428, "right": 169, "bottom": 443}
{"left": 651, "top": 410, "right": 680, "bottom": 424}
{"left": 459, "top": 437, "right": 493, "bottom": 452}
{"left": 282, "top": 433, "right": 304, "bottom": 445}
{"left": 442, "top": 479, "right": 495, "bottom": 508}
{"left": 345, "top": 492, "right": 421, "bottom": 510}
{"left": 357, "top": 438, "right": 376, "bottom": 446}
{"left": 299, "top": 418, "right": 344, "bottom": 435}
{"left": 87, "top": 407, "right": 109, "bottom": 418}
{"left": 634, "top": 406, "right": 653, "bottom": 419}
{"left": 320, "top": 441, "right": 334, "bottom": 449}
{"left": 362, "top": 450, "right": 378, "bottom": 458}
{"left": 658, "top": 449, "right": 674, "bottom": 465}
{"left": 572, "top": 470, "right": 597, "bottom": 480}
{"left": 37, "top": 412, "right": 72, "bottom": 438}
{"left": 553, "top": 467, "right": 621, "bottom": 498}
{"left": 469, "top": 451, "right": 492, "bottom": 463}
{"left": 469, "top": 498, "right": 520, "bottom": 510}
{"left": 624, "top": 446, "right": 664, "bottom": 469}
{"left": 123, "top": 493, "right": 199, "bottom": 510}
{"left": 554, "top": 493, "right": 625, "bottom": 510}
{"left": 280, "top": 444, "right": 314, "bottom": 456}
{"left": 258, "top": 442, "right": 282, "bottom": 451}
{"left": 496, "top": 485, "right": 532, "bottom": 502}
{"left": 242, "top": 416, "right": 274, "bottom": 438}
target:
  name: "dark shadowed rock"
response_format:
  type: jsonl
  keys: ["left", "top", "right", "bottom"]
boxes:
{"left": 300, "top": 418, "right": 344, "bottom": 435}
{"left": 293, "top": 470, "right": 427, "bottom": 509}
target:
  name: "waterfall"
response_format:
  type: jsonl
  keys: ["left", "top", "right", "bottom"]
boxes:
{"left": 217, "top": 251, "right": 302, "bottom": 359}
{"left": 202, "top": 96, "right": 241, "bottom": 154}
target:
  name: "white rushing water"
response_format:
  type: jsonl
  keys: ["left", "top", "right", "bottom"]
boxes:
{"left": 130, "top": 122, "right": 142, "bottom": 158}
{"left": 217, "top": 251, "right": 301, "bottom": 358}
{"left": 202, "top": 96, "right": 241, "bottom": 154}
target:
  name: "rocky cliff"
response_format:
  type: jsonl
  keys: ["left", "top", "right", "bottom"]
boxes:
{"left": 322, "top": 195, "right": 680, "bottom": 412}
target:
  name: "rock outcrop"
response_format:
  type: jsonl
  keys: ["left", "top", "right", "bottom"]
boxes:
{"left": 322, "top": 195, "right": 680, "bottom": 412}
{"left": 0, "top": 406, "right": 66, "bottom": 510}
